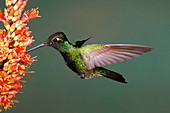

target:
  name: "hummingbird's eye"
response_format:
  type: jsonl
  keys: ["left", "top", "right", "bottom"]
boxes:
{"left": 53, "top": 38, "right": 60, "bottom": 42}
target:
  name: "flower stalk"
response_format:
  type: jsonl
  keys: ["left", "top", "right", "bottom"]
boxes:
{"left": 0, "top": 0, "right": 40, "bottom": 111}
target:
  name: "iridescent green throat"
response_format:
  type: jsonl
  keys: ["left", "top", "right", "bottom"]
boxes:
{"left": 59, "top": 41, "right": 72, "bottom": 52}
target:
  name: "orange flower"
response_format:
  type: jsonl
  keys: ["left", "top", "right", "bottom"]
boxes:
{"left": 0, "top": 0, "right": 40, "bottom": 111}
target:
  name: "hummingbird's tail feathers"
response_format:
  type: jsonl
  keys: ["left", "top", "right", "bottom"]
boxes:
{"left": 102, "top": 71, "right": 127, "bottom": 83}
{"left": 91, "top": 67, "right": 127, "bottom": 83}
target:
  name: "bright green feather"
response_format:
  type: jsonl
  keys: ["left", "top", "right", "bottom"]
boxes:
{"left": 79, "top": 44, "right": 104, "bottom": 61}
{"left": 68, "top": 48, "right": 87, "bottom": 72}
{"left": 59, "top": 41, "right": 71, "bottom": 52}
{"left": 80, "top": 44, "right": 104, "bottom": 54}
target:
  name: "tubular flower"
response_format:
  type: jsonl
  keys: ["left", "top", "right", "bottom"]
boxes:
{"left": 0, "top": 0, "right": 40, "bottom": 111}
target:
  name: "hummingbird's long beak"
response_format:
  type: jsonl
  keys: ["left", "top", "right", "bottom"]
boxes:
{"left": 26, "top": 43, "right": 48, "bottom": 53}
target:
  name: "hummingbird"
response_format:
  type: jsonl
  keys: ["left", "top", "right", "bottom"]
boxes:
{"left": 27, "top": 32, "right": 152, "bottom": 83}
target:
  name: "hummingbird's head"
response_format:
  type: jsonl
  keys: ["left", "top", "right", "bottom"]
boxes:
{"left": 27, "top": 32, "right": 71, "bottom": 53}
{"left": 45, "top": 32, "right": 68, "bottom": 45}
{"left": 44, "top": 32, "right": 71, "bottom": 52}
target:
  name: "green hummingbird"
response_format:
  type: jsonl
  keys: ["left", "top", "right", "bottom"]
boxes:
{"left": 27, "top": 32, "right": 152, "bottom": 83}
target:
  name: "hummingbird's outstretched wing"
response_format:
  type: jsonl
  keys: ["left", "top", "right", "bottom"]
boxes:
{"left": 81, "top": 44, "right": 152, "bottom": 70}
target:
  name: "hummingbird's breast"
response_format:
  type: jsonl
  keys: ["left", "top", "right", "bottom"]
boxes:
{"left": 61, "top": 49, "right": 87, "bottom": 75}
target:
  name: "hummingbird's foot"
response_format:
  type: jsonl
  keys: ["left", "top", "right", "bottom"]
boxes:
{"left": 80, "top": 74, "right": 85, "bottom": 79}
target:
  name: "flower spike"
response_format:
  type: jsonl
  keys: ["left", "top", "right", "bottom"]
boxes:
{"left": 0, "top": 0, "right": 40, "bottom": 111}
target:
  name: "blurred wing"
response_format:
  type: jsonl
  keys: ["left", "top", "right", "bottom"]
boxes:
{"left": 82, "top": 44, "right": 152, "bottom": 70}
